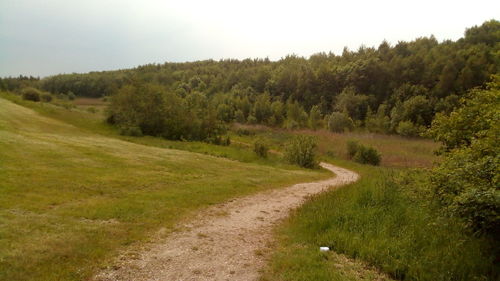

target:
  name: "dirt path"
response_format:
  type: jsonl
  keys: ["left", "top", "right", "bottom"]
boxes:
{"left": 96, "top": 162, "right": 359, "bottom": 281}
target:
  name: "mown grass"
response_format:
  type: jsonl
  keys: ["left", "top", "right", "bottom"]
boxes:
{"left": 0, "top": 96, "right": 330, "bottom": 281}
{"left": 0, "top": 93, "right": 293, "bottom": 168}
{"left": 261, "top": 159, "right": 498, "bottom": 281}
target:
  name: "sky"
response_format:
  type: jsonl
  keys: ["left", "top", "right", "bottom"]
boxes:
{"left": 0, "top": 0, "right": 498, "bottom": 77}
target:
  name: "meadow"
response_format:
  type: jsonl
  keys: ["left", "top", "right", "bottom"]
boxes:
{"left": 260, "top": 162, "right": 497, "bottom": 280}
{"left": 0, "top": 95, "right": 329, "bottom": 281}
{"left": 1, "top": 93, "right": 496, "bottom": 281}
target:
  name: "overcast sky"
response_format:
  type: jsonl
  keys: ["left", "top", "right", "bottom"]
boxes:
{"left": 0, "top": 0, "right": 498, "bottom": 77}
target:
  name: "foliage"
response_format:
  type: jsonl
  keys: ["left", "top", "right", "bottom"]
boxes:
{"left": 328, "top": 112, "right": 353, "bottom": 133}
{"left": 263, "top": 164, "right": 498, "bottom": 281}
{"left": 4, "top": 20, "right": 499, "bottom": 137}
{"left": 119, "top": 125, "right": 143, "bottom": 137}
{"left": 108, "top": 83, "right": 227, "bottom": 142}
{"left": 67, "top": 91, "right": 76, "bottom": 100}
{"left": 253, "top": 138, "right": 269, "bottom": 158}
{"left": 346, "top": 140, "right": 360, "bottom": 158}
{"left": 364, "top": 105, "right": 390, "bottom": 133}
{"left": 346, "top": 140, "right": 381, "bottom": 165}
{"left": 21, "top": 87, "right": 41, "bottom": 102}
{"left": 353, "top": 146, "right": 381, "bottom": 166}
{"left": 40, "top": 93, "right": 53, "bottom": 102}
{"left": 396, "top": 120, "right": 422, "bottom": 137}
{"left": 284, "top": 135, "right": 318, "bottom": 168}
{"left": 428, "top": 79, "right": 500, "bottom": 237}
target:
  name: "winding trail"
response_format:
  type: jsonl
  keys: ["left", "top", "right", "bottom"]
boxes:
{"left": 96, "top": 162, "right": 359, "bottom": 281}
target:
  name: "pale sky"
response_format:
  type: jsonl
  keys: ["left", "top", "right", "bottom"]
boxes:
{"left": 0, "top": 0, "right": 498, "bottom": 77}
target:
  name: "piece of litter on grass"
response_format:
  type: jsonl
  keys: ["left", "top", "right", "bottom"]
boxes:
{"left": 320, "top": 247, "right": 330, "bottom": 252}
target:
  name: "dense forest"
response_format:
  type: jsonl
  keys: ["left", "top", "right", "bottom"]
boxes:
{"left": 1, "top": 20, "right": 498, "bottom": 140}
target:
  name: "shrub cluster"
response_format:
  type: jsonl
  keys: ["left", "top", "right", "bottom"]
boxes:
{"left": 40, "top": 93, "right": 53, "bottom": 102}
{"left": 253, "top": 138, "right": 269, "bottom": 158}
{"left": 21, "top": 87, "right": 41, "bottom": 102}
{"left": 346, "top": 140, "right": 381, "bottom": 165}
{"left": 328, "top": 112, "right": 353, "bottom": 133}
{"left": 284, "top": 135, "right": 318, "bottom": 168}
{"left": 428, "top": 81, "right": 499, "bottom": 238}
{"left": 108, "top": 83, "right": 228, "bottom": 143}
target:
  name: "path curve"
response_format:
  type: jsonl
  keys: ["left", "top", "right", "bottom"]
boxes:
{"left": 96, "top": 162, "right": 359, "bottom": 281}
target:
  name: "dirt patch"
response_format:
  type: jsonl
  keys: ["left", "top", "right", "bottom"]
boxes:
{"left": 95, "top": 163, "right": 359, "bottom": 281}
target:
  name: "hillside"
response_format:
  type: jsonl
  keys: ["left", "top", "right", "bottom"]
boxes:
{"left": 0, "top": 97, "right": 327, "bottom": 281}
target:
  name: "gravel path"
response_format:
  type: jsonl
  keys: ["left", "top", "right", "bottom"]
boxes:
{"left": 95, "top": 162, "right": 359, "bottom": 281}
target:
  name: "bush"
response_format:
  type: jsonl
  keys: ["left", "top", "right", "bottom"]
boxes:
{"left": 346, "top": 140, "right": 360, "bottom": 158}
{"left": 208, "top": 135, "right": 231, "bottom": 146}
{"left": 328, "top": 112, "right": 354, "bottom": 133}
{"left": 40, "top": 93, "right": 53, "bottom": 102}
{"left": 119, "top": 126, "right": 143, "bottom": 137}
{"left": 67, "top": 91, "right": 76, "bottom": 100}
{"left": 396, "top": 120, "right": 422, "bottom": 137}
{"left": 253, "top": 138, "right": 269, "bottom": 158}
{"left": 428, "top": 82, "right": 500, "bottom": 238}
{"left": 21, "top": 87, "right": 41, "bottom": 102}
{"left": 353, "top": 146, "right": 381, "bottom": 165}
{"left": 346, "top": 140, "right": 381, "bottom": 165}
{"left": 236, "top": 128, "right": 254, "bottom": 136}
{"left": 284, "top": 135, "right": 318, "bottom": 168}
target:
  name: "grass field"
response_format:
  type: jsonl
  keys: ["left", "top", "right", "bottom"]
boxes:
{"left": 261, "top": 159, "right": 498, "bottom": 281}
{"left": 0, "top": 96, "right": 329, "bottom": 281}
{"left": 231, "top": 124, "right": 439, "bottom": 168}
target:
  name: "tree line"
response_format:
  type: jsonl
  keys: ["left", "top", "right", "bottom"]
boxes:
{"left": 2, "top": 20, "right": 498, "bottom": 140}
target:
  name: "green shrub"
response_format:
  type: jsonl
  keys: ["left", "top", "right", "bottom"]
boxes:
{"left": 236, "top": 128, "right": 254, "bottom": 136}
{"left": 207, "top": 135, "right": 231, "bottom": 146}
{"left": 346, "top": 140, "right": 360, "bottom": 158}
{"left": 396, "top": 120, "right": 422, "bottom": 137}
{"left": 346, "top": 140, "right": 381, "bottom": 165}
{"left": 353, "top": 146, "right": 381, "bottom": 165}
{"left": 247, "top": 114, "right": 257, "bottom": 124}
{"left": 40, "top": 93, "right": 53, "bottom": 102}
{"left": 328, "top": 112, "right": 354, "bottom": 133}
{"left": 234, "top": 109, "right": 245, "bottom": 123}
{"left": 67, "top": 91, "right": 76, "bottom": 100}
{"left": 253, "top": 138, "right": 269, "bottom": 158}
{"left": 87, "top": 107, "right": 97, "bottom": 113}
{"left": 21, "top": 87, "right": 41, "bottom": 102}
{"left": 119, "top": 126, "right": 143, "bottom": 137}
{"left": 428, "top": 81, "right": 499, "bottom": 237}
{"left": 284, "top": 135, "right": 318, "bottom": 168}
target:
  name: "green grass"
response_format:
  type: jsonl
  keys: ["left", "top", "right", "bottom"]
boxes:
{"left": 0, "top": 96, "right": 330, "bottom": 281}
{"left": 0, "top": 92, "right": 293, "bottom": 168}
{"left": 261, "top": 159, "right": 498, "bottom": 281}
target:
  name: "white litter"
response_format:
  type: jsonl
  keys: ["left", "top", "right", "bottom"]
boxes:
{"left": 319, "top": 247, "right": 330, "bottom": 252}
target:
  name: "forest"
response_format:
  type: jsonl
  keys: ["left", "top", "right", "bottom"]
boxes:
{"left": 1, "top": 20, "right": 498, "bottom": 141}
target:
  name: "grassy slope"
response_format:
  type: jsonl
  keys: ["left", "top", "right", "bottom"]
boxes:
{"left": 261, "top": 159, "right": 496, "bottom": 281}
{"left": 0, "top": 97, "right": 328, "bottom": 281}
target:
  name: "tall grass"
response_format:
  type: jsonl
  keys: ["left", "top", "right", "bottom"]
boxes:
{"left": 230, "top": 124, "right": 439, "bottom": 168}
{"left": 262, "top": 160, "right": 497, "bottom": 281}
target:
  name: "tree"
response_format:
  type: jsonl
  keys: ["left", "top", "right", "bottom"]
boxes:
{"left": 328, "top": 112, "right": 353, "bottom": 133}
{"left": 334, "top": 86, "right": 370, "bottom": 121}
{"left": 308, "top": 105, "right": 322, "bottom": 130}
{"left": 428, "top": 77, "right": 499, "bottom": 237}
